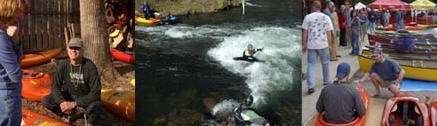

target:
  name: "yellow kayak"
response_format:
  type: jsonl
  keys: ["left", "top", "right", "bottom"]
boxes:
{"left": 135, "top": 15, "right": 159, "bottom": 24}
{"left": 130, "top": 79, "right": 135, "bottom": 87}
{"left": 358, "top": 49, "right": 437, "bottom": 82}
{"left": 101, "top": 89, "right": 135, "bottom": 121}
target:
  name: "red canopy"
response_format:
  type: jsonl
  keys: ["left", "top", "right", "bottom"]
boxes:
{"left": 368, "top": 0, "right": 411, "bottom": 10}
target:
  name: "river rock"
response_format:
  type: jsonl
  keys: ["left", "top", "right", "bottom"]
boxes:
{"left": 167, "top": 109, "right": 201, "bottom": 126}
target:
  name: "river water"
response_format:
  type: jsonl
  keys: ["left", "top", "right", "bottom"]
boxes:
{"left": 136, "top": 0, "right": 301, "bottom": 125}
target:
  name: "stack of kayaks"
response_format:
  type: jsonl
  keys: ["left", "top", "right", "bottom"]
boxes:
{"left": 21, "top": 69, "right": 52, "bottom": 101}
{"left": 135, "top": 15, "right": 159, "bottom": 24}
{"left": 380, "top": 94, "right": 430, "bottom": 126}
{"left": 358, "top": 49, "right": 437, "bottom": 82}
{"left": 22, "top": 108, "right": 70, "bottom": 126}
{"left": 21, "top": 48, "right": 63, "bottom": 68}
{"left": 110, "top": 48, "right": 135, "bottom": 65}
{"left": 431, "top": 100, "right": 437, "bottom": 126}
{"left": 315, "top": 86, "right": 369, "bottom": 126}
{"left": 101, "top": 89, "right": 135, "bottom": 121}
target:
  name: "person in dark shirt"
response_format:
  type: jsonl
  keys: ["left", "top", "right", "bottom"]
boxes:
{"left": 358, "top": 48, "right": 405, "bottom": 96}
{"left": 316, "top": 62, "right": 366, "bottom": 124}
{"left": 42, "top": 38, "right": 102, "bottom": 126}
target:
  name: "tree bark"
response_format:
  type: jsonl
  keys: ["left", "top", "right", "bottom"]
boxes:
{"left": 79, "top": 0, "right": 115, "bottom": 79}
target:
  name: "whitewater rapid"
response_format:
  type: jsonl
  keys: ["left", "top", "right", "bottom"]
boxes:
{"left": 137, "top": 24, "right": 300, "bottom": 106}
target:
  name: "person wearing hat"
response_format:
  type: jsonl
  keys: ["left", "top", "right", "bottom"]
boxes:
{"left": 316, "top": 63, "right": 366, "bottom": 124}
{"left": 358, "top": 48, "right": 405, "bottom": 96}
{"left": 42, "top": 38, "right": 102, "bottom": 126}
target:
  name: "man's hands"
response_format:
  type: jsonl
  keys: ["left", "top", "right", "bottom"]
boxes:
{"left": 60, "top": 101, "right": 77, "bottom": 114}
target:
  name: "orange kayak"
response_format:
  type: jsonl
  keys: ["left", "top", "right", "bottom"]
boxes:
{"left": 381, "top": 93, "right": 430, "bottom": 126}
{"left": 21, "top": 48, "right": 63, "bottom": 68}
{"left": 315, "top": 86, "right": 369, "bottom": 126}
{"left": 22, "top": 108, "right": 70, "bottom": 126}
{"left": 21, "top": 69, "right": 51, "bottom": 101}
{"left": 101, "top": 89, "right": 135, "bottom": 121}
{"left": 431, "top": 100, "right": 437, "bottom": 126}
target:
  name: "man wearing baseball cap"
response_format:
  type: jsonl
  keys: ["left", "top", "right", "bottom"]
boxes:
{"left": 316, "top": 63, "right": 366, "bottom": 124}
{"left": 42, "top": 38, "right": 102, "bottom": 126}
{"left": 358, "top": 48, "right": 405, "bottom": 96}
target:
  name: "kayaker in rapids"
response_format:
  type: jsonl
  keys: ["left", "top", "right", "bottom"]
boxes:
{"left": 234, "top": 44, "right": 263, "bottom": 62}
{"left": 358, "top": 48, "right": 406, "bottom": 97}
{"left": 316, "top": 63, "right": 366, "bottom": 124}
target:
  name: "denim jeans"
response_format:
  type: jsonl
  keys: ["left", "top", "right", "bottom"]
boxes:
{"left": 0, "top": 95, "right": 21, "bottom": 126}
{"left": 351, "top": 32, "right": 360, "bottom": 55}
{"left": 369, "top": 22, "right": 376, "bottom": 34}
{"left": 307, "top": 48, "right": 330, "bottom": 89}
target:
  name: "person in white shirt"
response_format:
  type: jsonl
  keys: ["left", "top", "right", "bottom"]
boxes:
{"left": 302, "top": 1, "right": 334, "bottom": 94}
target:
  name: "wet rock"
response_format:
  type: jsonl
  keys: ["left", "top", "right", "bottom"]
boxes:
{"left": 167, "top": 109, "right": 201, "bottom": 126}
{"left": 203, "top": 97, "right": 217, "bottom": 113}
{"left": 153, "top": 115, "right": 167, "bottom": 125}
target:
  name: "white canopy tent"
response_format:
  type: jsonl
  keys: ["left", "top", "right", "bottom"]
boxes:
{"left": 355, "top": 2, "right": 366, "bottom": 10}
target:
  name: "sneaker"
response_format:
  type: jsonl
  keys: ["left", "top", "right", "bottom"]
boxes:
{"left": 307, "top": 88, "right": 315, "bottom": 94}
{"left": 84, "top": 114, "right": 96, "bottom": 126}
{"left": 61, "top": 115, "right": 72, "bottom": 124}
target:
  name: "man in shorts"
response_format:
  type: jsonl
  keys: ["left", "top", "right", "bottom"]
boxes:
{"left": 358, "top": 48, "right": 405, "bottom": 96}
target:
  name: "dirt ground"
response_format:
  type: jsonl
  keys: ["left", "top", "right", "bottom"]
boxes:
{"left": 22, "top": 50, "right": 135, "bottom": 126}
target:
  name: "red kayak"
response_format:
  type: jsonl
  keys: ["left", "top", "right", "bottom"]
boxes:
{"left": 22, "top": 108, "right": 69, "bottom": 126}
{"left": 381, "top": 93, "right": 430, "bottom": 126}
{"left": 315, "top": 86, "right": 369, "bottom": 126}
{"left": 21, "top": 69, "right": 52, "bottom": 101}
{"left": 110, "top": 48, "right": 135, "bottom": 65}
{"left": 431, "top": 100, "right": 437, "bottom": 126}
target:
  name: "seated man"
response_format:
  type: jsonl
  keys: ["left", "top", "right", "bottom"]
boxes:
{"left": 42, "top": 38, "right": 102, "bottom": 126}
{"left": 316, "top": 63, "right": 366, "bottom": 124}
{"left": 358, "top": 48, "right": 405, "bottom": 96}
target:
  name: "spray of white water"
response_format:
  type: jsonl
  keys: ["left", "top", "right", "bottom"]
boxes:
{"left": 137, "top": 25, "right": 301, "bottom": 107}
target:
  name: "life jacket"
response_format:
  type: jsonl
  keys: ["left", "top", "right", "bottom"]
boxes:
{"left": 244, "top": 49, "right": 256, "bottom": 57}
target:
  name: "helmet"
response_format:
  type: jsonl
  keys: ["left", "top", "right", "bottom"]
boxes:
{"left": 247, "top": 44, "right": 253, "bottom": 49}
{"left": 243, "top": 95, "right": 254, "bottom": 106}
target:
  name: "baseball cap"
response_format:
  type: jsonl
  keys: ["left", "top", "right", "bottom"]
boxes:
{"left": 336, "top": 62, "right": 351, "bottom": 79}
{"left": 68, "top": 38, "right": 83, "bottom": 48}
{"left": 372, "top": 48, "right": 383, "bottom": 57}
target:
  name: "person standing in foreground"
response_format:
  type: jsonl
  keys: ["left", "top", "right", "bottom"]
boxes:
{"left": 0, "top": 0, "right": 28, "bottom": 125}
{"left": 42, "top": 38, "right": 102, "bottom": 126}
{"left": 316, "top": 63, "right": 366, "bottom": 124}
{"left": 358, "top": 49, "right": 405, "bottom": 96}
{"left": 302, "top": 1, "right": 333, "bottom": 94}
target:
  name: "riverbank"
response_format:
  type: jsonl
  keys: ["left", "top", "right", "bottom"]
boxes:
{"left": 135, "top": 0, "right": 241, "bottom": 16}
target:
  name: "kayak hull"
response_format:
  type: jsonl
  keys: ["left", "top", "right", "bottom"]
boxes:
{"left": 110, "top": 48, "right": 135, "bottom": 64}
{"left": 380, "top": 94, "right": 430, "bottom": 126}
{"left": 101, "top": 89, "right": 135, "bottom": 121}
{"left": 21, "top": 48, "right": 63, "bottom": 68}
{"left": 22, "top": 108, "right": 70, "bottom": 126}
{"left": 21, "top": 69, "right": 52, "bottom": 101}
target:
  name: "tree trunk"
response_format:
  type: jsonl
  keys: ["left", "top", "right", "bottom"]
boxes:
{"left": 79, "top": 0, "right": 115, "bottom": 79}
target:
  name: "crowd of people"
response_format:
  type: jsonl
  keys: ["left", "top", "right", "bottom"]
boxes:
{"left": 303, "top": 1, "right": 408, "bottom": 124}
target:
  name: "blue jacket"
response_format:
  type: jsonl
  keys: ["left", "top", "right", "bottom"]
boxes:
{"left": 0, "top": 29, "right": 22, "bottom": 96}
